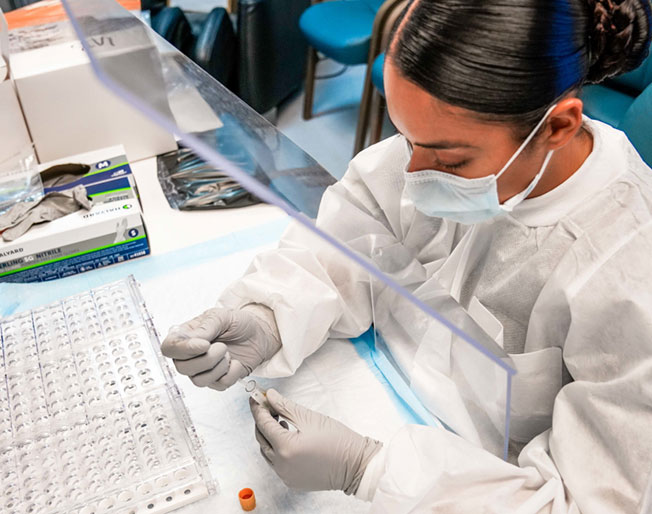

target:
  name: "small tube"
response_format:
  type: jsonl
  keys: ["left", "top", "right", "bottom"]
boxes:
{"left": 238, "top": 487, "right": 256, "bottom": 511}
{"left": 238, "top": 379, "right": 271, "bottom": 410}
{"left": 238, "top": 379, "right": 297, "bottom": 432}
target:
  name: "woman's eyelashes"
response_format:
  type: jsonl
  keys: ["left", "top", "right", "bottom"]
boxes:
{"left": 404, "top": 138, "right": 471, "bottom": 172}
{"left": 437, "top": 160, "right": 469, "bottom": 171}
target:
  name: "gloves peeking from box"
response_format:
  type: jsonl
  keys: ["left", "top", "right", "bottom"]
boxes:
{"left": 0, "top": 185, "right": 93, "bottom": 242}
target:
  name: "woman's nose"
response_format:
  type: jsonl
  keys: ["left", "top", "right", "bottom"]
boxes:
{"left": 406, "top": 149, "right": 428, "bottom": 173}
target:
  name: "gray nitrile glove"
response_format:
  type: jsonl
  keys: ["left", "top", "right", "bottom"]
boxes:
{"left": 160, "top": 305, "right": 281, "bottom": 391}
{"left": 1, "top": 185, "right": 92, "bottom": 241}
{"left": 251, "top": 389, "right": 383, "bottom": 495}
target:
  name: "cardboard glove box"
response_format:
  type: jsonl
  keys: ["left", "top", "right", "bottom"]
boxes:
{"left": 0, "top": 145, "right": 150, "bottom": 283}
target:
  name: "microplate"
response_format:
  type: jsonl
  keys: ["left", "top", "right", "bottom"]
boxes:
{"left": 0, "top": 276, "right": 215, "bottom": 514}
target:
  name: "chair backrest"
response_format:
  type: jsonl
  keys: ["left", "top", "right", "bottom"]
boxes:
{"left": 620, "top": 83, "right": 652, "bottom": 166}
{"left": 192, "top": 8, "right": 238, "bottom": 92}
{"left": 151, "top": 7, "right": 195, "bottom": 55}
{"left": 366, "top": 0, "right": 408, "bottom": 67}
{"left": 610, "top": 52, "right": 652, "bottom": 94}
{"left": 362, "top": 0, "right": 388, "bottom": 13}
{"left": 141, "top": 0, "right": 166, "bottom": 15}
{"left": 0, "top": 0, "right": 15, "bottom": 12}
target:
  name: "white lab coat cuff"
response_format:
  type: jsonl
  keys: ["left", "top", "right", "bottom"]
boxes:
{"left": 355, "top": 444, "right": 388, "bottom": 502}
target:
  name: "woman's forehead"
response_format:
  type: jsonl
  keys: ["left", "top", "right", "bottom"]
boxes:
{"left": 385, "top": 61, "right": 508, "bottom": 144}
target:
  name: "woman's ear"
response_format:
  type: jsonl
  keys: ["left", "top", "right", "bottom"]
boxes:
{"left": 544, "top": 97, "right": 585, "bottom": 150}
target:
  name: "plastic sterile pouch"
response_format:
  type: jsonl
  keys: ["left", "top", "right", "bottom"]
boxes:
{"left": 0, "top": 146, "right": 43, "bottom": 215}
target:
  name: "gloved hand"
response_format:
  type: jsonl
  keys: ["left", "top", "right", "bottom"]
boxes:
{"left": 160, "top": 305, "right": 281, "bottom": 391}
{"left": 250, "top": 389, "right": 383, "bottom": 495}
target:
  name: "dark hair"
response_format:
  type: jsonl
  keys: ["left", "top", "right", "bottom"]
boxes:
{"left": 389, "top": 0, "right": 652, "bottom": 134}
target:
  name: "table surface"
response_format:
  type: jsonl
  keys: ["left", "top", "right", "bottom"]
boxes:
{"left": 128, "top": 156, "right": 287, "bottom": 255}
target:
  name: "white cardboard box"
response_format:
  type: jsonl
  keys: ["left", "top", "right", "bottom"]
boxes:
{"left": 0, "top": 63, "right": 33, "bottom": 167}
{"left": 8, "top": 19, "right": 177, "bottom": 163}
{"left": 0, "top": 9, "right": 32, "bottom": 166}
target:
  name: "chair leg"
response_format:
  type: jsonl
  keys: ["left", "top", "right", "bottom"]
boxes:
{"left": 303, "top": 47, "right": 318, "bottom": 120}
{"left": 369, "top": 92, "right": 385, "bottom": 146}
{"left": 353, "top": 62, "right": 375, "bottom": 155}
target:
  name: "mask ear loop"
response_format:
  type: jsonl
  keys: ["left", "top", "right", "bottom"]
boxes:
{"left": 495, "top": 103, "right": 558, "bottom": 180}
{"left": 501, "top": 149, "right": 554, "bottom": 211}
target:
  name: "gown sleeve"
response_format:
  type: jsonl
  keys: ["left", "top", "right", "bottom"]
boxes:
{"left": 218, "top": 136, "right": 445, "bottom": 377}
{"left": 358, "top": 222, "right": 652, "bottom": 514}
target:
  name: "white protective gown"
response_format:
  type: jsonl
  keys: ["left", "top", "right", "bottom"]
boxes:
{"left": 219, "top": 118, "right": 652, "bottom": 513}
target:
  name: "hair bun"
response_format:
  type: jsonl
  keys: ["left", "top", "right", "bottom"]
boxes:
{"left": 586, "top": 0, "right": 652, "bottom": 83}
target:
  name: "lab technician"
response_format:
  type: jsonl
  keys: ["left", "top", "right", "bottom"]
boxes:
{"left": 162, "top": 0, "right": 652, "bottom": 512}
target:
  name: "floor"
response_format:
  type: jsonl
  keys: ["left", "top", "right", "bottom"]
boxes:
{"left": 275, "top": 61, "right": 378, "bottom": 180}
{"left": 169, "top": 0, "right": 395, "bottom": 180}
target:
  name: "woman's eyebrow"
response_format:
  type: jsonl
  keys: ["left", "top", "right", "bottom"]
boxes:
{"left": 396, "top": 129, "right": 477, "bottom": 150}
{"left": 413, "top": 140, "right": 477, "bottom": 149}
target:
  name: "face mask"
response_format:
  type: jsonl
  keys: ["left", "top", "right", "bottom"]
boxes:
{"left": 403, "top": 104, "right": 557, "bottom": 224}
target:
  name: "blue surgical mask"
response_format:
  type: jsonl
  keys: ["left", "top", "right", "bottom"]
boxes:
{"left": 404, "top": 105, "right": 556, "bottom": 224}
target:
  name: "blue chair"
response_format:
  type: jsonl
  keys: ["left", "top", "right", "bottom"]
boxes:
{"left": 363, "top": 51, "right": 387, "bottom": 147}
{"left": 151, "top": 7, "right": 195, "bottom": 56}
{"left": 354, "top": 0, "right": 406, "bottom": 153}
{"left": 299, "top": 0, "right": 385, "bottom": 120}
{"left": 371, "top": 52, "right": 386, "bottom": 96}
{"left": 582, "top": 53, "right": 652, "bottom": 165}
{"left": 353, "top": 52, "right": 388, "bottom": 152}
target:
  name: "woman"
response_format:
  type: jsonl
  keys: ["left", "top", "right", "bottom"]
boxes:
{"left": 162, "top": 0, "right": 652, "bottom": 511}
